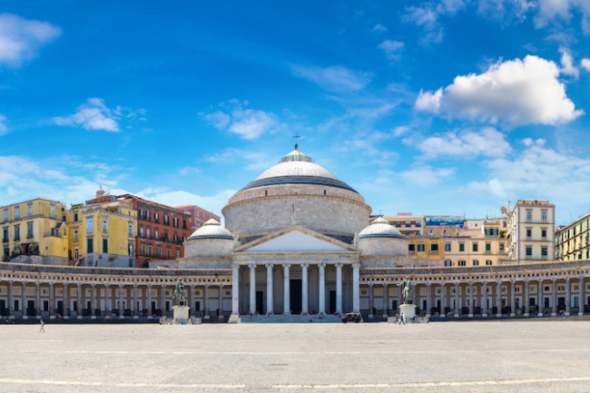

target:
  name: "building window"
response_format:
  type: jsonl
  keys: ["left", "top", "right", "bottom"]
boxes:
{"left": 154, "top": 212, "right": 159, "bottom": 223}
{"left": 155, "top": 228, "right": 159, "bottom": 240}
{"left": 541, "top": 229, "right": 547, "bottom": 238}
{"left": 157, "top": 247, "right": 161, "bottom": 258}
{"left": 174, "top": 217, "right": 178, "bottom": 228}
{"left": 27, "top": 222, "right": 33, "bottom": 238}
{"left": 74, "top": 228, "right": 79, "bottom": 243}
{"left": 147, "top": 228, "right": 151, "bottom": 239}
{"left": 459, "top": 243, "right": 465, "bottom": 252}
{"left": 3, "top": 209, "right": 7, "bottom": 222}
{"left": 541, "top": 247, "right": 548, "bottom": 256}
{"left": 431, "top": 243, "right": 439, "bottom": 254}
{"left": 526, "top": 210, "right": 532, "bottom": 221}
{"left": 472, "top": 243, "right": 478, "bottom": 252}
{"left": 458, "top": 260, "right": 466, "bottom": 266}
{"left": 164, "top": 215, "right": 169, "bottom": 226}
{"left": 141, "top": 244, "right": 146, "bottom": 256}
{"left": 87, "top": 238, "right": 93, "bottom": 253}
{"left": 14, "top": 224, "right": 20, "bottom": 241}
{"left": 526, "top": 246, "right": 532, "bottom": 256}
{"left": 445, "top": 243, "right": 451, "bottom": 252}
{"left": 148, "top": 245, "right": 152, "bottom": 257}
{"left": 102, "top": 238, "right": 108, "bottom": 253}
{"left": 444, "top": 260, "right": 452, "bottom": 267}
{"left": 167, "top": 248, "right": 171, "bottom": 259}
{"left": 486, "top": 260, "right": 492, "bottom": 266}
{"left": 542, "top": 211, "right": 547, "bottom": 222}
{"left": 74, "top": 248, "right": 79, "bottom": 259}
{"left": 27, "top": 203, "right": 32, "bottom": 217}
{"left": 183, "top": 219, "right": 187, "bottom": 230}
{"left": 128, "top": 224, "right": 133, "bottom": 237}
{"left": 74, "top": 212, "right": 78, "bottom": 222}
{"left": 408, "top": 244, "right": 415, "bottom": 253}
{"left": 14, "top": 206, "right": 19, "bottom": 219}
{"left": 2, "top": 227, "right": 8, "bottom": 242}
{"left": 87, "top": 218, "right": 93, "bottom": 233}
{"left": 176, "top": 249, "right": 181, "bottom": 258}
{"left": 485, "top": 243, "right": 491, "bottom": 252}
{"left": 50, "top": 204, "right": 55, "bottom": 219}
{"left": 406, "top": 230, "right": 410, "bottom": 235}
{"left": 128, "top": 242, "right": 133, "bottom": 256}
{"left": 473, "top": 260, "right": 479, "bottom": 266}
{"left": 416, "top": 230, "right": 420, "bottom": 235}
{"left": 500, "top": 243, "right": 505, "bottom": 252}
{"left": 102, "top": 218, "right": 108, "bottom": 234}
{"left": 418, "top": 244, "right": 425, "bottom": 252}
{"left": 526, "top": 228, "right": 532, "bottom": 238}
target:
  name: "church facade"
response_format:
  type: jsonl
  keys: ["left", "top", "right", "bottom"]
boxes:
{"left": 0, "top": 146, "right": 588, "bottom": 321}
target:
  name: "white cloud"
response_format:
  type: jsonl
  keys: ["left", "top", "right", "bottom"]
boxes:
{"left": 536, "top": 0, "right": 590, "bottom": 34}
{"left": 0, "top": 13, "right": 61, "bottom": 67}
{"left": 399, "top": 166, "right": 456, "bottom": 186}
{"left": 378, "top": 40, "right": 405, "bottom": 61}
{"left": 204, "top": 101, "right": 280, "bottom": 140}
{"left": 179, "top": 166, "right": 200, "bottom": 175}
{"left": 467, "top": 178, "right": 508, "bottom": 198}
{"left": 401, "top": 1, "right": 465, "bottom": 44}
{"left": 372, "top": 23, "right": 388, "bottom": 32}
{"left": 54, "top": 98, "right": 121, "bottom": 132}
{"left": 477, "top": 0, "right": 536, "bottom": 21}
{"left": 414, "top": 55, "right": 583, "bottom": 126}
{"left": 393, "top": 126, "right": 410, "bottom": 137}
{"left": 559, "top": 47, "right": 579, "bottom": 77}
{"left": 0, "top": 115, "right": 7, "bottom": 136}
{"left": 133, "top": 188, "right": 236, "bottom": 218}
{"left": 417, "top": 128, "right": 512, "bottom": 159}
{"left": 291, "top": 65, "right": 373, "bottom": 92}
{"left": 581, "top": 58, "right": 590, "bottom": 70}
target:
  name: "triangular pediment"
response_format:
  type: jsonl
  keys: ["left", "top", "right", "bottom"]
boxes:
{"left": 235, "top": 225, "right": 358, "bottom": 253}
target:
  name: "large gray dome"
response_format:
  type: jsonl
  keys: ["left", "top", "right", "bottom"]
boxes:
{"left": 237, "top": 147, "right": 358, "bottom": 194}
{"left": 187, "top": 219, "right": 233, "bottom": 241}
{"left": 359, "top": 217, "right": 405, "bottom": 239}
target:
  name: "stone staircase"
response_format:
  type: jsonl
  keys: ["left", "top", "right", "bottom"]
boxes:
{"left": 239, "top": 314, "right": 344, "bottom": 323}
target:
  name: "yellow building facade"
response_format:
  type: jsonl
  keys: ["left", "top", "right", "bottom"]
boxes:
{"left": 1, "top": 198, "right": 69, "bottom": 264}
{"left": 556, "top": 212, "right": 590, "bottom": 261}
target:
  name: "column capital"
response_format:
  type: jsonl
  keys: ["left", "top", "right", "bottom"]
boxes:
{"left": 565, "top": 277, "right": 571, "bottom": 282}
{"left": 383, "top": 282, "right": 388, "bottom": 287}
{"left": 318, "top": 263, "right": 326, "bottom": 268}
{"left": 551, "top": 277, "right": 557, "bottom": 282}
{"left": 248, "top": 263, "right": 257, "bottom": 269}
{"left": 367, "top": 282, "right": 374, "bottom": 286}
{"left": 76, "top": 282, "right": 81, "bottom": 287}
{"left": 133, "top": 283, "right": 138, "bottom": 287}
{"left": 265, "top": 264, "right": 274, "bottom": 269}
{"left": 334, "top": 263, "right": 343, "bottom": 268}
{"left": 282, "top": 264, "right": 290, "bottom": 269}
{"left": 35, "top": 281, "right": 40, "bottom": 287}
{"left": 218, "top": 283, "right": 224, "bottom": 288}
{"left": 301, "top": 263, "right": 309, "bottom": 268}
{"left": 352, "top": 263, "right": 361, "bottom": 269}
{"left": 232, "top": 263, "right": 240, "bottom": 269}
{"left": 119, "top": 283, "right": 124, "bottom": 288}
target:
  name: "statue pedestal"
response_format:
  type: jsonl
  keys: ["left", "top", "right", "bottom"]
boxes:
{"left": 399, "top": 304, "right": 417, "bottom": 323}
{"left": 172, "top": 306, "right": 190, "bottom": 325}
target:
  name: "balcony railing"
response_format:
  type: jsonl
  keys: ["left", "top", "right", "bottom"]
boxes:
{"left": 431, "top": 250, "right": 439, "bottom": 254}
{"left": 409, "top": 250, "right": 416, "bottom": 255}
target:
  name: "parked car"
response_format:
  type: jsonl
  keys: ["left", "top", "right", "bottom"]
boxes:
{"left": 341, "top": 312, "right": 362, "bottom": 323}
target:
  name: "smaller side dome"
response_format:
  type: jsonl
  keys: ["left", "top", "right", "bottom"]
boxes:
{"left": 187, "top": 218, "right": 233, "bottom": 241}
{"left": 96, "top": 186, "right": 105, "bottom": 197}
{"left": 359, "top": 217, "right": 405, "bottom": 239}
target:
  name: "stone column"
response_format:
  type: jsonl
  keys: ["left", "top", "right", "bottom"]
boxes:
{"left": 118, "top": 284, "right": 124, "bottom": 319}
{"left": 454, "top": 282, "right": 459, "bottom": 317}
{"left": 62, "top": 283, "right": 68, "bottom": 318}
{"left": 524, "top": 281, "right": 530, "bottom": 317}
{"left": 48, "top": 282, "right": 54, "bottom": 318}
{"left": 283, "top": 264, "right": 290, "bottom": 315}
{"left": 218, "top": 284, "right": 224, "bottom": 316}
{"left": 132, "top": 284, "right": 138, "bottom": 318}
{"left": 249, "top": 264, "right": 256, "bottom": 314}
{"left": 76, "top": 283, "right": 82, "bottom": 319}
{"left": 352, "top": 263, "right": 360, "bottom": 313}
{"left": 90, "top": 284, "right": 96, "bottom": 319}
{"left": 21, "top": 282, "right": 27, "bottom": 319}
{"left": 383, "top": 283, "right": 389, "bottom": 317}
{"left": 482, "top": 282, "right": 488, "bottom": 317}
{"left": 105, "top": 284, "right": 110, "bottom": 317}
{"left": 510, "top": 281, "right": 516, "bottom": 317}
{"left": 301, "top": 264, "right": 309, "bottom": 314}
{"left": 232, "top": 264, "right": 239, "bottom": 316}
{"left": 468, "top": 282, "right": 474, "bottom": 317}
{"left": 579, "top": 277, "right": 585, "bottom": 316}
{"left": 368, "top": 282, "right": 374, "bottom": 318}
{"left": 147, "top": 284, "right": 153, "bottom": 318}
{"left": 425, "top": 283, "right": 431, "bottom": 317}
{"left": 204, "top": 284, "right": 210, "bottom": 318}
{"left": 35, "top": 282, "right": 40, "bottom": 319}
{"left": 335, "top": 263, "right": 343, "bottom": 315}
{"left": 189, "top": 284, "right": 195, "bottom": 317}
{"left": 551, "top": 279, "right": 557, "bottom": 316}
{"left": 160, "top": 284, "right": 166, "bottom": 317}
{"left": 265, "top": 264, "right": 273, "bottom": 315}
{"left": 496, "top": 281, "right": 502, "bottom": 317}
{"left": 538, "top": 279, "right": 544, "bottom": 317}
{"left": 565, "top": 278, "right": 571, "bottom": 316}
{"left": 318, "top": 263, "right": 326, "bottom": 315}
{"left": 7, "top": 281, "right": 13, "bottom": 317}
{"left": 440, "top": 283, "right": 446, "bottom": 318}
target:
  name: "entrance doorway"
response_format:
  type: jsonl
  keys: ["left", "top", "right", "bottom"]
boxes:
{"left": 256, "top": 291, "right": 263, "bottom": 314}
{"left": 27, "top": 300, "right": 35, "bottom": 317}
{"left": 57, "top": 301, "right": 63, "bottom": 315}
{"left": 290, "top": 279, "right": 302, "bottom": 314}
{"left": 329, "top": 291, "right": 336, "bottom": 314}
{"left": 0, "top": 300, "right": 5, "bottom": 316}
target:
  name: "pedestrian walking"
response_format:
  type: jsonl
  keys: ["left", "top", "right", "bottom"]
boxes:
{"left": 39, "top": 319, "right": 45, "bottom": 333}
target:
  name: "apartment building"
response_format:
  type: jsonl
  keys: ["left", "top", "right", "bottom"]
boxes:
{"left": 1, "top": 198, "right": 69, "bottom": 265}
{"left": 555, "top": 211, "right": 590, "bottom": 261}
{"left": 506, "top": 199, "right": 555, "bottom": 263}
{"left": 174, "top": 204, "right": 220, "bottom": 232}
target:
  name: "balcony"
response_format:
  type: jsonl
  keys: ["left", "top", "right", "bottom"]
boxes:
{"left": 409, "top": 250, "right": 416, "bottom": 255}
{"left": 484, "top": 250, "right": 492, "bottom": 254}
{"left": 430, "top": 250, "right": 439, "bottom": 255}
{"left": 14, "top": 236, "right": 20, "bottom": 241}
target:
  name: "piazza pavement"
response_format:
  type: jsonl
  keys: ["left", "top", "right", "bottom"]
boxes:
{"left": 1, "top": 320, "right": 590, "bottom": 392}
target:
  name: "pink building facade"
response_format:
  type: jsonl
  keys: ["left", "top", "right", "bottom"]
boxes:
{"left": 174, "top": 205, "right": 220, "bottom": 232}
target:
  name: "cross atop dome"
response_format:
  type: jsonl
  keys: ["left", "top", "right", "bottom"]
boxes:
{"left": 292, "top": 132, "right": 301, "bottom": 150}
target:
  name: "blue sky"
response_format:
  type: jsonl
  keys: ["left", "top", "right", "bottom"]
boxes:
{"left": 1, "top": 1, "right": 590, "bottom": 225}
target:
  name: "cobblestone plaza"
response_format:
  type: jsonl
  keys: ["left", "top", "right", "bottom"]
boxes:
{"left": 1, "top": 321, "right": 590, "bottom": 392}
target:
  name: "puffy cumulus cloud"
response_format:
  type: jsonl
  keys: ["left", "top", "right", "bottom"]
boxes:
{"left": 378, "top": 40, "right": 405, "bottom": 61}
{"left": 582, "top": 58, "right": 590, "bottom": 70}
{"left": 559, "top": 47, "right": 579, "bottom": 77}
{"left": 414, "top": 55, "right": 583, "bottom": 126}
{"left": 467, "top": 178, "right": 508, "bottom": 198}
{"left": 536, "top": 0, "right": 590, "bottom": 34}
{"left": 417, "top": 128, "right": 512, "bottom": 159}
{"left": 0, "top": 13, "right": 61, "bottom": 67}
{"left": 53, "top": 98, "right": 130, "bottom": 132}
{"left": 204, "top": 101, "right": 280, "bottom": 140}
{"left": 291, "top": 64, "right": 373, "bottom": 92}
{"left": 399, "top": 165, "right": 456, "bottom": 186}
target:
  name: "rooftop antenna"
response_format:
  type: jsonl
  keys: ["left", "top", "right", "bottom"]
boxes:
{"left": 292, "top": 132, "right": 300, "bottom": 150}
